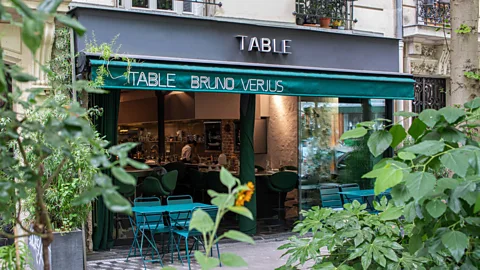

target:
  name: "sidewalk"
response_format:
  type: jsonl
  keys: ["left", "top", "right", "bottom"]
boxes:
{"left": 87, "top": 238, "right": 314, "bottom": 270}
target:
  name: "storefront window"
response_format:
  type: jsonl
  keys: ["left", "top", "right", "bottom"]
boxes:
{"left": 132, "top": 0, "right": 148, "bottom": 8}
{"left": 298, "top": 97, "right": 387, "bottom": 211}
{"left": 157, "top": 0, "right": 173, "bottom": 10}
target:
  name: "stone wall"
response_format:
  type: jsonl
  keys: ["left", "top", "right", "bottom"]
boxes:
{"left": 266, "top": 96, "right": 298, "bottom": 169}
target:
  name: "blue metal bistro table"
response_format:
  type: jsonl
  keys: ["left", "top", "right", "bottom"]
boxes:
{"left": 127, "top": 202, "right": 210, "bottom": 269}
{"left": 337, "top": 189, "right": 391, "bottom": 210}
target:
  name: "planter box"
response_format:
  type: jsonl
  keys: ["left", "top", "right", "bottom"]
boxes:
{"left": 28, "top": 229, "right": 84, "bottom": 270}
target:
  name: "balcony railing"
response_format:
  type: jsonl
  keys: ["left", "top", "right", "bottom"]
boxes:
{"left": 417, "top": 0, "right": 450, "bottom": 26}
{"left": 294, "top": 0, "right": 357, "bottom": 29}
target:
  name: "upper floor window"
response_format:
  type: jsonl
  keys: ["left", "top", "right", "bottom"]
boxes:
{"left": 122, "top": 0, "right": 191, "bottom": 13}
{"left": 294, "top": 0, "right": 357, "bottom": 30}
{"left": 417, "top": 0, "right": 451, "bottom": 26}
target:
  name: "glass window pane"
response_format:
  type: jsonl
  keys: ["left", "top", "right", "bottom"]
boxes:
{"left": 183, "top": 0, "right": 192, "bottom": 12}
{"left": 298, "top": 97, "right": 386, "bottom": 212}
{"left": 132, "top": 0, "right": 148, "bottom": 8}
{"left": 157, "top": 0, "right": 173, "bottom": 10}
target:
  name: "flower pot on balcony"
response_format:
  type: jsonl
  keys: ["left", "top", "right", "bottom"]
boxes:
{"left": 319, "top": 17, "right": 331, "bottom": 28}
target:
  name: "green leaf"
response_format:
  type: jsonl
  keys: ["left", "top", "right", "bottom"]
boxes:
{"left": 379, "top": 247, "right": 398, "bottom": 262}
{"left": 9, "top": 69, "right": 37, "bottom": 82}
{"left": 426, "top": 200, "right": 447, "bottom": 218}
{"left": 404, "top": 202, "right": 416, "bottom": 222}
{"left": 189, "top": 209, "right": 214, "bottom": 234}
{"left": 440, "top": 150, "right": 471, "bottom": 177}
{"left": 10, "top": 0, "right": 35, "bottom": 18}
{"left": 398, "top": 152, "right": 416, "bottom": 161}
{"left": 441, "top": 230, "right": 469, "bottom": 263}
{"left": 95, "top": 174, "right": 113, "bottom": 188}
{"left": 102, "top": 189, "right": 132, "bottom": 215}
{"left": 222, "top": 230, "right": 255, "bottom": 245}
{"left": 363, "top": 165, "right": 403, "bottom": 195}
{"left": 419, "top": 109, "right": 440, "bottom": 128}
{"left": 436, "top": 178, "right": 459, "bottom": 192}
{"left": 347, "top": 248, "right": 366, "bottom": 260}
{"left": 409, "top": 234, "right": 423, "bottom": 254}
{"left": 367, "top": 130, "right": 392, "bottom": 157}
{"left": 475, "top": 194, "right": 480, "bottom": 213}
{"left": 127, "top": 158, "right": 149, "bottom": 170}
{"left": 228, "top": 206, "right": 253, "bottom": 220}
{"left": 373, "top": 248, "right": 386, "bottom": 267}
{"left": 405, "top": 172, "right": 436, "bottom": 201}
{"left": 315, "top": 262, "right": 336, "bottom": 270}
{"left": 219, "top": 252, "right": 248, "bottom": 267}
{"left": 408, "top": 118, "right": 427, "bottom": 140}
{"left": 404, "top": 140, "right": 445, "bottom": 156}
{"left": 194, "top": 251, "right": 220, "bottom": 270}
{"left": 439, "top": 127, "right": 467, "bottom": 144}
{"left": 379, "top": 206, "right": 402, "bottom": 221}
{"left": 220, "top": 167, "right": 236, "bottom": 189}
{"left": 55, "top": 14, "right": 87, "bottom": 36}
{"left": 391, "top": 184, "right": 411, "bottom": 205}
{"left": 211, "top": 194, "right": 234, "bottom": 208}
{"left": 354, "top": 233, "right": 364, "bottom": 247}
{"left": 464, "top": 97, "right": 480, "bottom": 109}
{"left": 394, "top": 111, "right": 418, "bottom": 118}
{"left": 361, "top": 249, "right": 373, "bottom": 270}
{"left": 72, "top": 187, "right": 103, "bottom": 205}
{"left": 111, "top": 167, "right": 136, "bottom": 185}
{"left": 340, "top": 127, "right": 368, "bottom": 140}
{"left": 439, "top": 107, "right": 466, "bottom": 123}
{"left": 22, "top": 17, "right": 44, "bottom": 54}
{"left": 389, "top": 125, "right": 407, "bottom": 148}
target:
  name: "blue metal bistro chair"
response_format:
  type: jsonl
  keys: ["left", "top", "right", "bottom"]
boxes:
{"left": 128, "top": 197, "right": 170, "bottom": 268}
{"left": 169, "top": 206, "right": 221, "bottom": 270}
{"left": 339, "top": 183, "right": 364, "bottom": 205}
{"left": 319, "top": 184, "right": 343, "bottom": 211}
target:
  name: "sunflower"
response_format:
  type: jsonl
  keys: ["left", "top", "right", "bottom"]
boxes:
{"left": 235, "top": 181, "right": 255, "bottom": 206}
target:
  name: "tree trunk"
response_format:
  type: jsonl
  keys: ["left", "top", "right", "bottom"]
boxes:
{"left": 450, "top": 0, "right": 480, "bottom": 105}
{"left": 34, "top": 177, "right": 54, "bottom": 270}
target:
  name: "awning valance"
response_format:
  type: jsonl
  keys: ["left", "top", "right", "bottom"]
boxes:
{"left": 90, "top": 60, "right": 414, "bottom": 100}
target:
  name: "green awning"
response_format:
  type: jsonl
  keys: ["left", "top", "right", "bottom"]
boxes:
{"left": 90, "top": 60, "right": 414, "bottom": 100}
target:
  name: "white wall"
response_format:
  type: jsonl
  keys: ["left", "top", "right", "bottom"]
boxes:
{"left": 354, "top": 0, "right": 396, "bottom": 37}
{"left": 215, "top": 0, "right": 295, "bottom": 23}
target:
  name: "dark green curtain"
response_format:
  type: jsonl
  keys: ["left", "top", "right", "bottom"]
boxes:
{"left": 239, "top": 94, "right": 256, "bottom": 235}
{"left": 91, "top": 90, "right": 121, "bottom": 251}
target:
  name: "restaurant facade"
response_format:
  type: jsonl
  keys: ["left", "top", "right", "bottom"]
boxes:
{"left": 70, "top": 5, "right": 414, "bottom": 250}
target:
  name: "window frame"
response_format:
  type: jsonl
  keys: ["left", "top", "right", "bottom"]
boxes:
{"left": 124, "top": 0, "right": 194, "bottom": 14}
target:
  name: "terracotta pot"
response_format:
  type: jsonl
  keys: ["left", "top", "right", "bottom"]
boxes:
{"left": 319, "top": 17, "right": 331, "bottom": 28}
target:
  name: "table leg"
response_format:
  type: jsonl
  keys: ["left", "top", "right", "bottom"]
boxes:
{"left": 126, "top": 216, "right": 140, "bottom": 261}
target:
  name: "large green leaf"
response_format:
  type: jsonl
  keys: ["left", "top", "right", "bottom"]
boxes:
{"left": 111, "top": 167, "right": 136, "bottom": 185}
{"left": 441, "top": 230, "right": 469, "bottom": 263}
{"left": 367, "top": 130, "right": 392, "bottom": 157}
{"left": 37, "top": 0, "right": 63, "bottom": 14}
{"left": 464, "top": 97, "right": 480, "bottom": 109}
{"left": 379, "top": 206, "right": 402, "bottom": 221}
{"left": 194, "top": 251, "right": 220, "bottom": 270}
{"left": 219, "top": 253, "right": 248, "bottom": 267}
{"left": 419, "top": 109, "right": 440, "bottom": 128}
{"left": 398, "top": 152, "right": 416, "bottom": 161}
{"left": 474, "top": 194, "right": 480, "bottom": 213}
{"left": 363, "top": 165, "right": 403, "bottom": 195}
{"left": 405, "top": 172, "right": 436, "bottom": 201}
{"left": 408, "top": 118, "right": 427, "bottom": 140}
{"left": 55, "top": 14, "right": 87, "bottom": 36}
{"left": 390, "top": 184, "right": 411, "bottom": 205}
{"left": 340, "top": 127, "right": 368, "bottom": 140}
{"left": 404, "top": 202, "right": 417, "bottom": 222}
{"left": 22, "top": 17, "right": 44, "bottom": 54}
{"left": 127, "top": 158, "right": 149, "bottom": 170}
{"left": 189, "top": 208, "right": 214, "bottom": 234}
{"left": 440, "top": 150, "right": 471, "bottom": 177}
{"left": 436, "top": 178, "right": 459, "bottom": 192}
{"left": 404, "top": 140, "right": 445, "bottom": 156}
{"left": 102, "top": 189, "right": 132, "bottom": 215}
{"left": 361, "top": 248, "right": 373, "bottom": 270}
{"left": 220, "top": 167, "right": 236, "bottom": 189}
{"left": 373, "top": 248, "right": 386, "bottom": 267}
{"left": 389, "top": 125, "right": 407, "bottom": 148}
{"left": 439, "top": 107, "right": 466, "bottom": 124}
{"left": 439, "top": 127, "right": 467, "bottom": 144}
{"left": 228, "top": 206, "right": 253, "bottom": 220}
{"left": 222, "top": 230, "right": 255, "bottom": 245}
{"left": 426, "top": 200, "right": 447, "bottom": 218}
{"left": 211, "top": 194, "right": 234, "bottom": 208}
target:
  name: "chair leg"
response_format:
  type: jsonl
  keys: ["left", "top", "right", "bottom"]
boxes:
{"left": 185, "top": 237, "right": 191, "bottom": 270}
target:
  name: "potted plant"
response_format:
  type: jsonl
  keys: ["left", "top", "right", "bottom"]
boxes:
{"left": 23, "top": 94, "right": 103, "bottom": 270}
{"left": 318, "top": 1, "right": 333, "bottom": 28}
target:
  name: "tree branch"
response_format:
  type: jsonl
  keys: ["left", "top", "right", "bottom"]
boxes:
{"left": 16, "top": 138, "right": 29, "bottom": 167}
{"left": 43, "top": 157, "right": 68, "bottom": 190}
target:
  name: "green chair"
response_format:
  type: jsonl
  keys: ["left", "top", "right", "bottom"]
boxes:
{"left": 266, "top": 171, "right": 298, "bottom": 220}
{"left": 164, "top": 162, "right": 186, "bottom": 184}
{"left": 320, "top": 184, "right": 343, "bottom": 210}
{"left": 160, "top": 170, "right": 179, "bottom": 194}
{"left": 206, "top": 171, "right": 228, "bottom": 195}
{"left": 142, "top": 176, "right": 169, "bottom": 198}
{"left": 188, "top": 169, "right": 206, "bottom": 202}
{"left": 167, "top": 195, "right": 193, "bottom": 205}
{"left": 280, "top": 165, "right": 298, "bottom": 171}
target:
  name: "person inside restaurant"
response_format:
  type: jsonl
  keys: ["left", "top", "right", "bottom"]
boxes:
{"left": 181, "top": 140, "right": 197, "bottom": 163}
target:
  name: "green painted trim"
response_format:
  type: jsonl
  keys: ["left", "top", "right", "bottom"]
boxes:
{"left": 91, "top": 60, "right": 414, "bottom": 100}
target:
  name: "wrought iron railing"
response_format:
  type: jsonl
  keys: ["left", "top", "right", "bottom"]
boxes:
{"left": 413, "top": 77, "right": 446, "bottom": 113}
{"left": 417, "top": 0, "right": 450, "bottom": 26}
{"left": 294, "top": 0, "right": 357, "bottom": 29}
